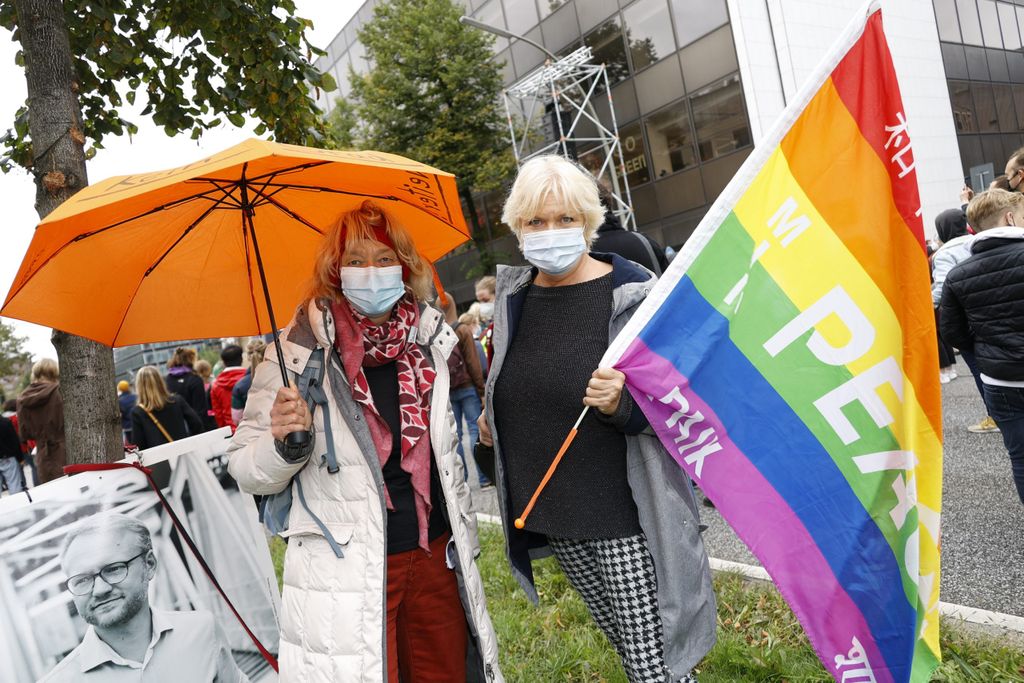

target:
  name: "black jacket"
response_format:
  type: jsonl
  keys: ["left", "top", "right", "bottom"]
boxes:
{"left": 940, "top": 230, "right": 1024, "bottom": 380}
{"left": 0, "top": 416, "right": 22, "bottom": 460}
{"left": 165, "top": 369, "right": 210, "bottom": 432}
{"left": 591, "top": 210, "right": 668, "bottom": 275}
{"left": 129, "top": 396, "right": 203, "bottom": 450}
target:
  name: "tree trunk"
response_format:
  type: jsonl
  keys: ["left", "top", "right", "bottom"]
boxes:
{"left": 15, "top": 0, "right": 122, "bottom": 465}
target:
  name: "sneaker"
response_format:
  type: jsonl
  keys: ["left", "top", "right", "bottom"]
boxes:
{"left": 967, "top": 416, "right": 1000, "bottom": 434}
{"left": 948, "top": 369, "right": 958, "bottom": 380}
{"left": 939, "top": 371, "right": 951, "bottom": 385}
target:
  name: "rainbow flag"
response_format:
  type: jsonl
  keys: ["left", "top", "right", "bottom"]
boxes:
{"left": 602, "top": 7, "right": 941, "bottom": 683}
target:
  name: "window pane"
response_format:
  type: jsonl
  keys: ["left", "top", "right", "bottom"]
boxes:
{"left": 965, "top": 45, "right": 990, "bottom": 79}
{"left": 1018, "top": 6, "right": 1024, "bottom": 50}
{"left": 988, "top": 48, "right": 1010, "bottom": 81}
{"left": 941, "top": 42, "right": 969, "bottom": 80}
{"left": 691, "top": 74, "right": 751, "bottom": 162}
{"left": 584, "top": 19, "right": 631, "bottom": 86}
{"left": 949, "top": 80, "right": 977, "bottom": 132}
{"left": 680, "top": 25, "right": 738, "bottom": 92}
{"left": 477, "top": 0, "right": 509, "bottom": 52}
{"left": 978, "top": 0, "right": 1002, "bottom": 47}
{"left": 622, "top": 0, "right": 676, "bottom": 71}
{"left": 645, "top": 100, "right": 698, "bottom": 177}
{"left": 1012, "top": 84, "right": 1024, "bottom": 129}
{"left": 994, "top": 83, "right": 1017, "bottom": 131}
{"left": 973, "top": 82, "right": 999, "bottom": 132}
{"left": 618, "top": 120, "right": 651, "bottom": 185}
{"left": 503, "top": 0, "right": 539, "bottom": 35}
{"left": 956, "top": 0, "right": 984, "bottom": 45}
{"left": 933, "top": 0, "right": 962, "bottom": 42}
{"left": 538, "top": 0, "right": 568, "bottom": 20}
{"left": 1000, "top": 1, "right": 1021, "bottom": 49}
{"left": 669, "top": 0, "right": 728, "bottom": 48}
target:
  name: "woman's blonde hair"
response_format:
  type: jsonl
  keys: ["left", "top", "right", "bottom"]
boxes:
{"left": 966, "top": 188, "right": 1024, "bottom": 230}
{"left": 501, "top": 155, "right": 605, "bottom": 246}
{"left": 167, "top": 347, "right": 196, "bottom": 370}
{"left": 194, "top": 359, "right": 212, "bottom": 382}
{"left": 459, "top": 310, "right": 479, "bottom": 327}
{"left": 246, "top": 339, "right": 267, "bottom": 369}
{"left": 135, "top": 366, "right": 170, "bottom": 412}
{"left": 31, "top": 358, "right": 59, "bottom": 383}
{"left": 305, "top": 200, "right": 434, "bottom": 304}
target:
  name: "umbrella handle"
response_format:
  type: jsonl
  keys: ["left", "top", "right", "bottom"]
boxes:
{"left": 514, "top": 406, "right": 590, "bottom": 530}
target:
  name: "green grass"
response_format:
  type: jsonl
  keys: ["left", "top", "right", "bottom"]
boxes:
{"left": 268, "top": 529, "right": 1024, "bottom": 682}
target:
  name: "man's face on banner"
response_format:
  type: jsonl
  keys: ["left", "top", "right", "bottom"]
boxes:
{"left": 63, "top": 531, "right": 155, "bottom": 629}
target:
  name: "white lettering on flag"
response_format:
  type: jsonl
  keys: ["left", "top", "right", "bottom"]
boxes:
{"left": 884, "top": 112, "right": 915, "bottom": 179}
{"left": 763, "top": 286, "right": 876, "bottom": 366}
{"left": 814, "top": 357, "right": 904, "bottom": 446}
{"left": 768, "top": 197, "right": 812, "bottom": 246}
{"left": 658, "top": 386, "right": 722, "bottom": 478}
{"left": 833, "top": 636, "right": 877, "bottom": 682}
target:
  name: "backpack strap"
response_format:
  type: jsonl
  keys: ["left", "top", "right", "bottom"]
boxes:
{"left": 295, "top": 347, "right": 339, "bottom": 474}
{"left": 294, "top": 475, "right": 345, "bottom": 558}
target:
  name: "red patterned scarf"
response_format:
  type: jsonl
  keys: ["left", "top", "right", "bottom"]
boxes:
{"left": 331, "top": 294, "right": 436, "bottom": 552}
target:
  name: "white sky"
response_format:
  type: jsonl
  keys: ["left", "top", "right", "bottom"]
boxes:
{"left": 0, "top": 1, "right": 361, "bottom": 361}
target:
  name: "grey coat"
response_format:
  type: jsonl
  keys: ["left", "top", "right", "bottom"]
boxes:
{"left": 483, "top": 254, "right": 717, "bottom": 679}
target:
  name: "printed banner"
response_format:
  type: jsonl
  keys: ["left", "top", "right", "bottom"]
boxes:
{"left": 0, "top": 429, "right": 281, "bottom": 682}
{"left": 603, "top": 7, "right": 942, "bottom": 683}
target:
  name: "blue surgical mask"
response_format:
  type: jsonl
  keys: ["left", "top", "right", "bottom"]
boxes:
{"left": 339, "top": 266, "right": 405, "bottom": 317}
{"left": 521, "top": 227, "right": 587, "bottom": 275}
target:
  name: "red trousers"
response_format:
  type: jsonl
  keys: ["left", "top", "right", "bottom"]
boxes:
{"left": 386, "top": 532, "right": 468, "bottom": 682}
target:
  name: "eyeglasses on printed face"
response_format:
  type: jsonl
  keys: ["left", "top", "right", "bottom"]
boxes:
{"left": 65, "top": 551, "right": 147, "bottom": 596}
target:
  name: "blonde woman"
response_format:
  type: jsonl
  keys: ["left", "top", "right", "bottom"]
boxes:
{"left": 227, "top": 200, "right": 502, "bottom": 682}
{"left": 129, "top": 366, "right": 203, "bottom": 450}
{"left": 230, "top": 339, "right": 267, "bottom": 425}
{"left": 478, "top": 155, "right": 716, "bottom": 682}
{"left": 16, "top": 358, "right": 65, "bottom": 484}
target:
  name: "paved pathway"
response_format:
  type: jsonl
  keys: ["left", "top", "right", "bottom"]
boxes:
{"left": 466, "top": 355, "right": 1024, "bottom": 617}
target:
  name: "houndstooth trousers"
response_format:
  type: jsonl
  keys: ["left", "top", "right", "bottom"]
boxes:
{"left": 547, "top": 533, "right": 697, "bottom": 683}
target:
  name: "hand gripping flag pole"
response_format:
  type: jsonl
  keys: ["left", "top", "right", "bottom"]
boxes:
{"left": 514, "top": 405, "right": 590, "bottom": 529}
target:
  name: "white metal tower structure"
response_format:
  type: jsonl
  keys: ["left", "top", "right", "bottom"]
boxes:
{"left": 502, "top": 46, "right": 637, "bottom": 231}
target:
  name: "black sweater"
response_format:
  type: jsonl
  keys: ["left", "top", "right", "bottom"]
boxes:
{"left": 130, "top": 397, "right": 203, "bottom": 450}
{"left": 493, "top": 272, "right": 641, "bottom": 540}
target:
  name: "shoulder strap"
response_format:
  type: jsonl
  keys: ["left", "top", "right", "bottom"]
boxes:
{"left": 141, "top": 406, "right": 174, "bottom": 442}
{"left": 630, "top": 230, "right": 663, "bottom": 276}
{"left": 295, "top": 347, "right": 339, "bottom": 474}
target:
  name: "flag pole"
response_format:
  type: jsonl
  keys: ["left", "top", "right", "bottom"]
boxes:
{"left": 514, "top": 405, "right": 590, "bottom": 529}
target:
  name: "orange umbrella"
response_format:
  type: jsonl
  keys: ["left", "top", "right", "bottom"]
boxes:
{"left": 3, "top": 138, "right": 469, "bottom": 349}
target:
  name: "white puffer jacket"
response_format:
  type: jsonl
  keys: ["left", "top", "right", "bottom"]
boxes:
{"left": 228, "top": 299, "right": 503, "bottom": 683}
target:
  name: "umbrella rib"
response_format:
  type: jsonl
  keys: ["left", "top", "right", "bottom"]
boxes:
{"left": 2, "top": 183, "right": 241, "bottom": 313}
{"left": 248, "top": 184, "right": 324, "bottom": 235}
{"left": 143, "top": 192, "right": 236, "bottom": 277}
{"left": 191, "top": 160, "right": 332, "bottom": 187}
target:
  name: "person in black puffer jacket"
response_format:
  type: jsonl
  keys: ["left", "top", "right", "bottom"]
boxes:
{"left": 940, "top": 188, "right": 1024, "bottom": 504}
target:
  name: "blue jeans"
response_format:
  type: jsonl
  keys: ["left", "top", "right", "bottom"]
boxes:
{"left": 450, "top": 386, "right": 484, "bottom": 483}
{"left": 959, "top": 348, "right": 988, "bottom": 410}
{"left": 0, "top": 457, "right": 25, "bottom": 494}
{"left": 982, "top": 383, "right": 1024, "bottom": 504}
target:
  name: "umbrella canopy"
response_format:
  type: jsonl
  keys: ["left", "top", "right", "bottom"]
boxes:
{"left": 2, "top": 138, "right": 470, "bottom": 347}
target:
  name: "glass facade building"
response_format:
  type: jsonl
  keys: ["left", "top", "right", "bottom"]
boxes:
{"left": 934, "top": 0, "right": 1024, "bottom": 184}
{"left": 315, "top": 0, "right": 754, "bottom": 299}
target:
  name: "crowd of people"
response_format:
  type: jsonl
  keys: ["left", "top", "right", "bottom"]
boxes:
{"left": 930, "top": 147, "right": 1024, "bottom": 505}
{"left": 6, "top": 144, "right": 1023, "bottom": 682}
{"left": 0, "top": 338, "right": 270, "bottom": 493}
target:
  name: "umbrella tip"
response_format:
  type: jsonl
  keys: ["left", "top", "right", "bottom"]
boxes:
{"left": 514, "top": 518, "right": 525, "bottom": 530}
